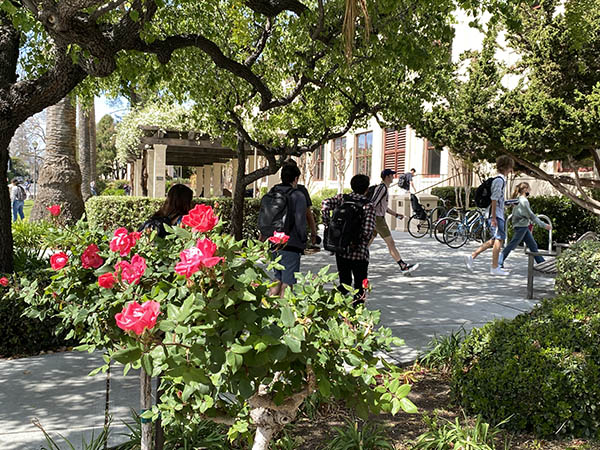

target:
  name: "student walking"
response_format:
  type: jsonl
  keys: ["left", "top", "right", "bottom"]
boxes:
{"left": 398, "top": 168, "right": 417, "bottom": 193}
{"left": 370, "top": 169, "right": 419, "bottom": 275}
{"left": 259, "top": 164, "right": 307, "bottom": 298}
{"left": 10, "top": 178, "right": 26, "bottom": 222}
{"left": 464, "top": 155, "right": 514, "bottom": 275}
{"left": 499, "top": 182, "right": 551, "bottom": 267}
{"left": 322, "top": 174, "right": 376, "bottom": 305}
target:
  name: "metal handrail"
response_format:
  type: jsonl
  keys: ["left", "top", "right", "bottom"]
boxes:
{"left": 505, "top": 213, "right": 553, "bottom": 252}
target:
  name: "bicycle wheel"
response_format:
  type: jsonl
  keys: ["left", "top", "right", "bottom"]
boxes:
{"left": 444, "top": 219, "right": 469, "bottom": 249}
{"left": 408, "top": 214, "right": 431, "bottom": 238}
{"left": 433, "top": 217, "right": 451, "bottom": 244}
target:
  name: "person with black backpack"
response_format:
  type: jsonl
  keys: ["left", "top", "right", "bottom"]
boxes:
{"left": 464, "top": 155, "right": 515, "bottom": 276}
{"left": 397, "top": 168, "right": 417, "bottom": 193}
{"left": 138, "top": 184, "right": 193, "bottom": 238}
{"left": 258, "top": 164, "right": 307, "bottom": 297}
{"left": 369, "top": 169, "right": 419, "bottom": 275}
{"left": 322, "top": 174, "right": 375, "bottom": 305}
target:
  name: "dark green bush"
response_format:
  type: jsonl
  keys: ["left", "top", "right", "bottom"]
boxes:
{"left": 86, "top": 196, "right": 321, "bottom": 239}
{"left": 0, "top": 275, "right": 71, "bottom": 357}
{"left": 452, "top": 289, "right": 600, "bottom": 438}
{"left": 431, "top": 186, "right": 475, "bottom": 208}
{"left": 100, "top": 179, "right": 129, "bottom": 196}
{"left": 527, "top": 196, "right": 600, "bottom": 249}
{"left": 555, "top": 240, "right": 600, "bottom": 295}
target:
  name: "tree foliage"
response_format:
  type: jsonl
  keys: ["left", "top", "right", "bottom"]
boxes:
{"left": 416, "top": 0, "right": 600, "bottom": 215}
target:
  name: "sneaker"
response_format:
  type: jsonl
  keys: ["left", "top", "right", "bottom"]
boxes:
{"left": 464, "top": 255, "right": 474, "bottom": 272}
{"left": 490, "top": 266, "right": 510, "bottom": 276}
{"left": 401, "top": 263, "right": 420, "bottom": 276}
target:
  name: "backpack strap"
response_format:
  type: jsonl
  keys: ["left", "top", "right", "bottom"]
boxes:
{"left": 371, "top": 184, "right": 387, "bottom": 207}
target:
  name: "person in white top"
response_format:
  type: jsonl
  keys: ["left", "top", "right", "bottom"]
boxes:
{"left": 369, "top": 169, "right": 419, "bottom": 275}
{"left": 464, "top": 155, "right": 514, "bottom": 276}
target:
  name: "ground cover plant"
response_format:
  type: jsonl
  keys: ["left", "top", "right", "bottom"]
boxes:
{"left": 555, "top": 240, "right": 600, "bottom": 295}
{"left": 18, "top": 204, "right": 417, "bottom": 449}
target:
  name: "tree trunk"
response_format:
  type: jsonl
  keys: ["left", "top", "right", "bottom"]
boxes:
{"left": 0, "top": 130, "right": 14, "bottom": 273}
{"left": 89, "top": 101, "right": 97, "bottom": 183}
{"left": 232, "top": 136, "right": 247, "bottom": 240}
{"left": 78, "top": 102, "right": 92, "bottom": 201}
{"left": 140, "top": 370, "right": 153, "bottom": 450}
{"left": 30, "top": 96, "right": 84, "bottom": 222}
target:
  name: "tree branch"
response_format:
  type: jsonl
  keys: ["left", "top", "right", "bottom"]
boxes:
{"left": 567, "top": 156, "right": 600, "bottom": 208}
{"left": 244, "top": 18, "right": 272, "bottom": 67}
{"left": 90, "top": 0, "right": 127, "bottom": 21}
{"left": 244, "top": 0, "right": 308, "bottom": 17}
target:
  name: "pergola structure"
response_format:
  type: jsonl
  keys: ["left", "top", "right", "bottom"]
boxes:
{"left": 127, "top": 126, "right": 256, "bottom": 198}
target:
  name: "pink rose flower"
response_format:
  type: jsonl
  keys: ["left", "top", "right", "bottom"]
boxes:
{"left": 115, "top": 301, "right": 161, "bottom": 335}
{"left": 0, "top": 277, "right": 8, "bottom": 287}
{"left": 182, "top": 204, "right": 219, "bottom": 233}
{"left": 81, "top": 244, "right": 104, "bottom": 269}
{"left": 175, "top": 247, "right": 203, "bottom": 278}
{"left": 98, "top": 272, "right": 116, "bottom": 289}
{"left": 109, "top": 228, "right": 139, "bottom": 257}
{"left": 115, "top": 254, "right": 146, "bottom": 285}
{"left": 362, "top": 278, "right": 369, "bottom": 289}
{"left": 50, "top": 252, "right": 69, "bottom": 270}
{"left": 46, "top": 205, "right": 61, "bottom": 217}
{"left": 268, "top": 231, "right": 290, "bottom": 245}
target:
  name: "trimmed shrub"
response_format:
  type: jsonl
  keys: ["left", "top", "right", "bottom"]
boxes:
{"left": 100, "top": 179, "right": 129, "bottom": 196}
{"left": 555, "top": 240, "right": 600, "bottom": 295}
{"left": 527, "top": 195, "right": 600, "bottom": 249}
{"left": 431, "top": 186, "right": 475, "bottom": 208}
{"left": 452, "top": 289, "right": 600, "bottom": 438}
{"left": 86, "top": 196, "right": 321, "bottom": 238}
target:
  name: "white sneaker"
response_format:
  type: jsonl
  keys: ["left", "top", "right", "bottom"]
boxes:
{"left": 490, "top": 266, "right": 510, "bottom": 276}
{"left": 464, "top": 255, "right": 474, "bottom": 272}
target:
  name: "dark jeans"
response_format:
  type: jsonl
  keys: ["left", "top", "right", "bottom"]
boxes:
{"left": 501, "top": 226, "right": 544, "bottom": 265}
{"left": 335, "top": 255, "right": 368, "bottom": 305}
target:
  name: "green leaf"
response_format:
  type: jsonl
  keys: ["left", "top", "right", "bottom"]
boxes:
{"left": 129, "top": 9, "right": 139, "bottom": 22}
{"left": 112, "top": 347, "right": 142, "bottom": 365}
{"left": 141, "top": 354, "right": 153, "bottom": 376}
{"left": 182, "top": 383, "right": 195, "bottom": 402}
{"left": 318, "top": 378, "right": 331, "bottom": 397}
{"left": 231, "top": 344, "right": 253, "bottom": 354}
{"left": 238, "top": 378, "right": 254, "bottom": 398}
{"left": 396, "top": 383, "right": 411, "bottom": 398}
{"left": 399, "top": 397, "right": 418, "bottom": 414}
{"left": 280, "top": 306, "right": 295, "bottom": 327}
{"left": 283, "top": 335, "right": 301, "bottom": 353}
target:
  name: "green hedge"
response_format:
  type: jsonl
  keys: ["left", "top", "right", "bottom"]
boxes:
{"left": 452, "top": 289, "right": 600, "bottom": 438}
{"left": 86, "top": 196, "right": 321, "bottom": 239}
{"left": 431, "top": 186, "right": 475, "bottom": 208}
{"left": 555, "top": 240, "right": 600, "bottom": 295}
{"left": 527, "top": 196, "right": 600, "bottom": 249}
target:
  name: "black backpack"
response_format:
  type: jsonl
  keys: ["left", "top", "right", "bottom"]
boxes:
{"left": 258, "top": 185, "right": 296, "bottom": 239}
{"left": 474, "top": 176, "right": 503, "bottom": 208}
{"left": 397, "top": 174, "right": 410, "bottom": 190}
{"left": 324, "top": 195, "right": 368, "bottom": 253}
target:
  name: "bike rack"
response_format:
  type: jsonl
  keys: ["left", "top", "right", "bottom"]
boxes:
{"left": 505, "top": 213, "right": 553, "bottom": 252}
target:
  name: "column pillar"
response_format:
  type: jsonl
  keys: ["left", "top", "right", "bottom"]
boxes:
{"left": 203, "top": 165, "right": 212, "bottom": 198}
{"left": 195, "top": 167, "right": 204, "bottom": 197}
{"left": 231, "top": 159, "right": 239, "bottom": 194}
{"left": 153, "top": 144, "right": 167, "bottom": 198}
{"left": 213, "top": 163, "right": 223, "bottom": 196}
{"left": 134, "top": 159, "right": 143, "bottom": 196}
{"left": 147, "top": 148, "right": 155, "bottom": 198}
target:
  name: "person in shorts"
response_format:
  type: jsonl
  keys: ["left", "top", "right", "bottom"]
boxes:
{"left": 270, "top": 164, "right": 308, "bottom": 297}
{"left": 369, "top": 169, "right": 419, "bottom": 275}
{"left": 464, "top": 155, "right": 515, "bottom": 276}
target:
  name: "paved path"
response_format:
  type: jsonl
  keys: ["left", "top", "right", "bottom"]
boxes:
{"left": 0, "top": 231, "right": 554, "bottom": 449}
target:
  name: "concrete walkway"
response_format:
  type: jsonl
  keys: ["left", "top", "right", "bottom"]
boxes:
{"left": 0, "top": 231, "right": 554, "bottom": 449}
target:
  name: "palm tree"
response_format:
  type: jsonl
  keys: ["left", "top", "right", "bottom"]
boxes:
{"left": 30, "top": 96, "right": 85, "bottom": 222}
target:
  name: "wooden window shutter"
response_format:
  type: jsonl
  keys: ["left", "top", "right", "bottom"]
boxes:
{"left": 383, "top": 128, "right": 406, "bottom": 174}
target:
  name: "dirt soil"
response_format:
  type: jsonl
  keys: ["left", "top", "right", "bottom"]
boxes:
{"left": 290, "top": 369, "right": 600, "bottom": 450}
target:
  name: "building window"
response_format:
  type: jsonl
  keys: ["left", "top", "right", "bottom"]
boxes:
{"left": 383, "top": 127, "right": 406, "bottom": 176}
{"left": 331, "top": 137, "right": 347, "bottom": 179}
{"left": 355, "top": 131, "right": 372, "bottom": 176}
{"left": 313, "top": 145, "right": 325, "bottom": 181}
{"left": 423, "top": 140, "right": 441, "bottom": 176}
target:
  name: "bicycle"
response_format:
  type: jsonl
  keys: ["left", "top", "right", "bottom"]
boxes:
{"left": 407, "top": 198, "right": 450, "bottom": 239}
{"left": 432, "top": 207, "right": 467, "bottom": 244}
{"left": 443, "top": 209, "right": 491, "bottom": 249}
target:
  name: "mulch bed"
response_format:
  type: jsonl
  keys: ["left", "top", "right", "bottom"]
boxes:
{"left": 290, "top": 369, "right": 600, "bottom": 449}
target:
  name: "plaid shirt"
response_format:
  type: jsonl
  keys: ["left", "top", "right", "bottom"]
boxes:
{"left": 322, "top": 193, "right": 376, "bottom": 261}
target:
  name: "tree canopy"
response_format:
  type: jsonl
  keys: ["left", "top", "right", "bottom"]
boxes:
{"left": 416, "top": 0, "right": 600, "bottom": 214}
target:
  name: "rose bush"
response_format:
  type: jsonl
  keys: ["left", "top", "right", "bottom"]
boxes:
{"left": 21, "top": 204, "right": 415, "bottom": 449}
